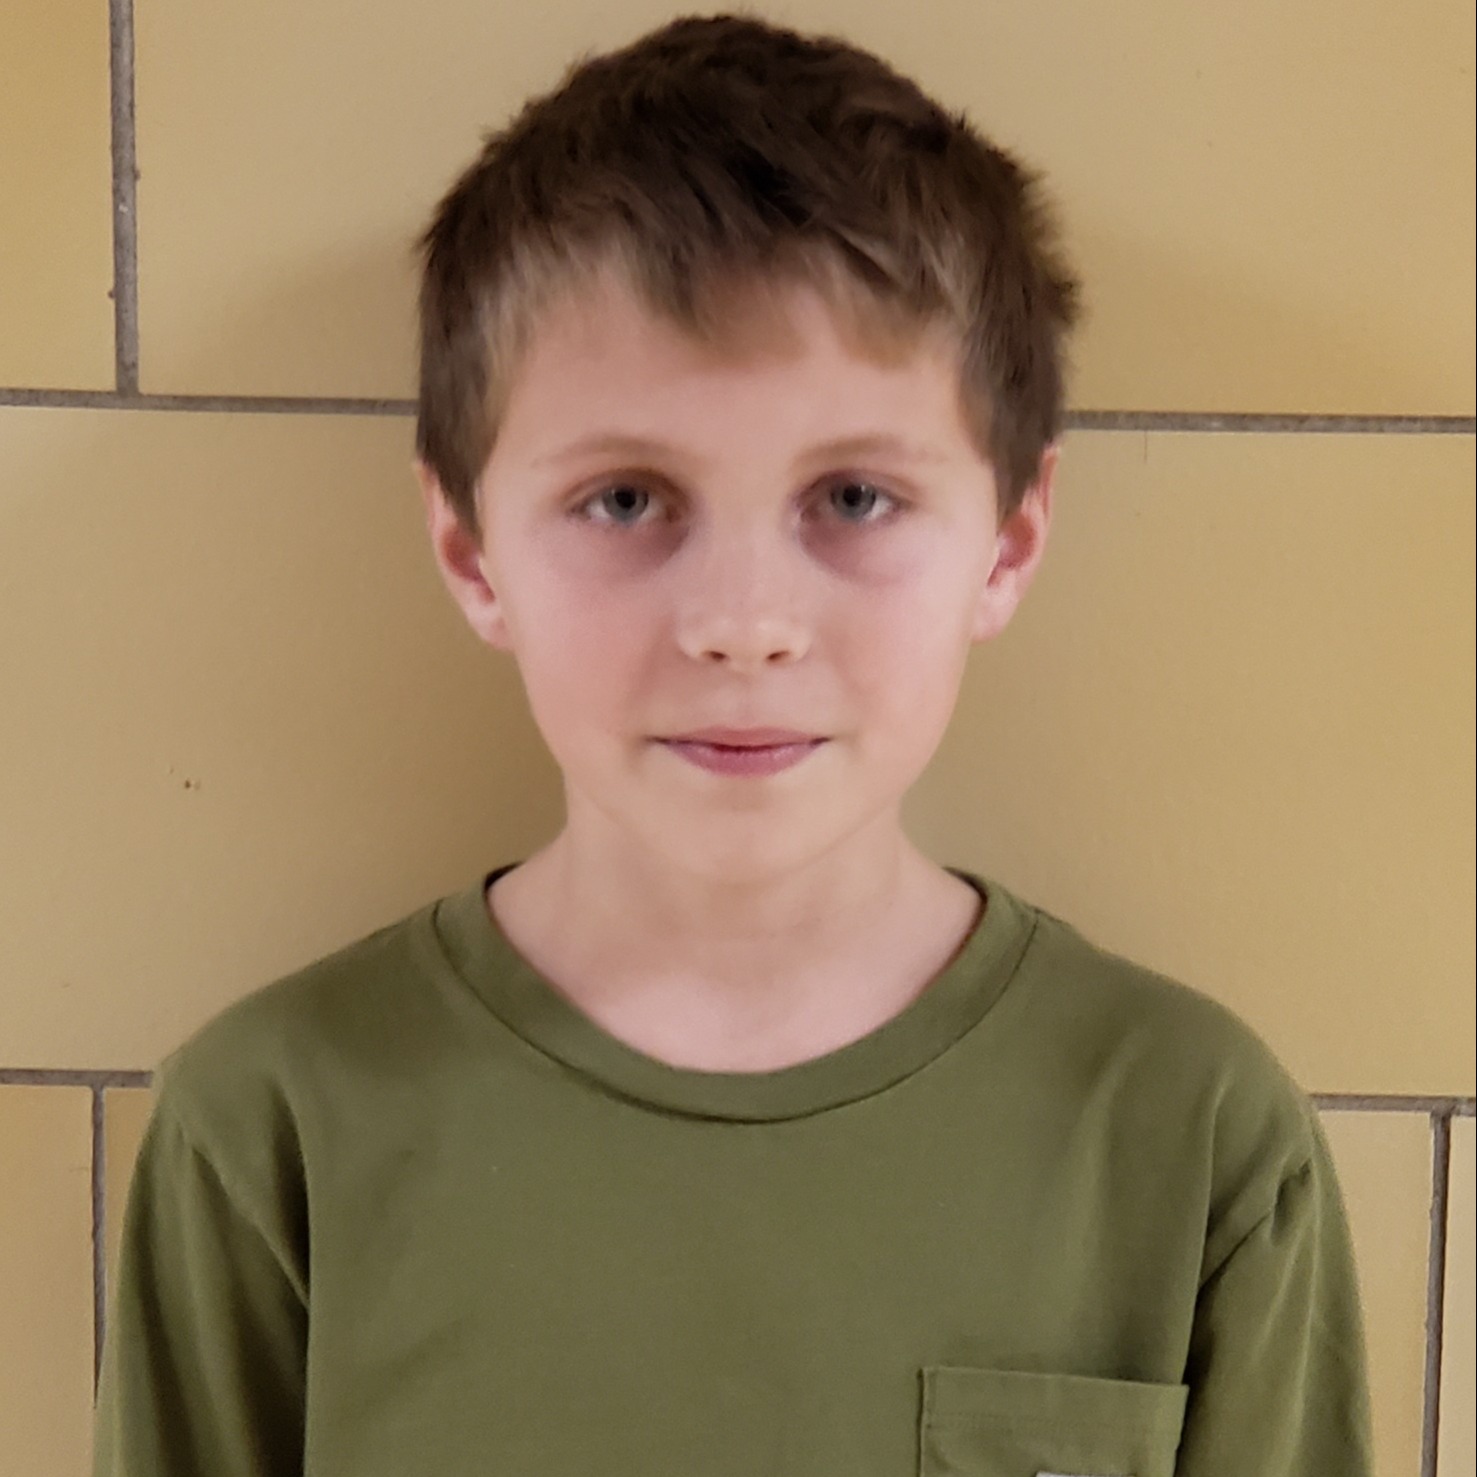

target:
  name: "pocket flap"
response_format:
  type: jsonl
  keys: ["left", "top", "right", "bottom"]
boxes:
{"left": 920, "top": 1365, "right": 1188, "bottom": 1477}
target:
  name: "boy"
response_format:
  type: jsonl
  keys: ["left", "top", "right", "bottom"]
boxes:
{"left": 94, "top": 12, "right": 1374, "bottom": 1475}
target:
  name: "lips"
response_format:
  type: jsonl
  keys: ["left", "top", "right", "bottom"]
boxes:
{"left": 660, "top": 727, "right": 821, "bottom": 748}
{"left": 659, "top": 736, "right": 826, "bottom": 777}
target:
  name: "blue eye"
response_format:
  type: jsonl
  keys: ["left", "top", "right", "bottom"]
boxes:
{"left": 581, "top": 483, "right": 653, "bottom": 527}
{"left": 572, "top": 478, "right": 901, "bottom": 528}
{"left": 827, "top": 480, "right": 896, "bottom": 522}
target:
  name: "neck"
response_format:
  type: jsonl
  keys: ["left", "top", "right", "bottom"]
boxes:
{"left": 550, "top": 816, "right": 926, "bottom": 960}
{"left": 487, "top": 825, "right": 982, "bottom": 1071}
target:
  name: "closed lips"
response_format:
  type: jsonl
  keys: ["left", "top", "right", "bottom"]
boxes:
{"left": 660, "top": 729, "right": 822, "bottom": 747}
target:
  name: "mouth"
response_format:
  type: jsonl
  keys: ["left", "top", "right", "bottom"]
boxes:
{"left": 656, "top": 736, "right": 828, "bottom": 776}
{"left": 659, "top": 738, "right": 824, "bottom": 752}
{"left": 657, "top": 728, "right": 824, "bottom": 748}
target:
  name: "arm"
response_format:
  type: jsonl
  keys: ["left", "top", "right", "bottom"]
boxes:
{"left": 1174, "top": 1116, "right": 1374, "bottom": 1475}
{"left": 93, "top": 1093, "right": 308, "bottom": 1477}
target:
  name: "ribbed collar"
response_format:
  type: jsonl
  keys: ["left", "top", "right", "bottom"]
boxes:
{"left": 430, "top": 861, "right": 1037, "bottom": 1122}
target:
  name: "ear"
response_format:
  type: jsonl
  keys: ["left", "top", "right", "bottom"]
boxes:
{"left": 970, "top": 442, "right": 1058, "bottom": 644}
{"left": 414, "top": 458, "right": 515, "bottom": 652}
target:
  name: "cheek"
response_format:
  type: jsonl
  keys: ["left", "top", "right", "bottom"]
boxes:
{"left": 864, "top": 623, "right": 968, "bottom": 717}
{"left": 839, "top": 583, "right": 973, "bottom": 745}
{"left": 501, "top": 594, "right": 646, "bottom": 766}
{"left": 521, "top": 619, "right": 635, "bottom": 713}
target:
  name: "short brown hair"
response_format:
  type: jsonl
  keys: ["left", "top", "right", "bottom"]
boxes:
{"left": 417, "top": 11, "right": 1081, "bottom": 540}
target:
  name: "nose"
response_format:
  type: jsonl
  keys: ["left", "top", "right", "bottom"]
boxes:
{"left": 672, "top": 525, "right": 814, "bottom": 670}
{"left": 682, "top": 613, "right": 810, "bottom": 669}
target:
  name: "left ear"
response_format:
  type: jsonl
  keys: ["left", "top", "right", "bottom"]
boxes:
{"left": 971, "top": 442, "right": 1058, "bottom": 643}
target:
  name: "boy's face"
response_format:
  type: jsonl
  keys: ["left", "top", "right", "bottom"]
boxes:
{"left": 420, "top": 264, "right": 1054, "bottom": 883}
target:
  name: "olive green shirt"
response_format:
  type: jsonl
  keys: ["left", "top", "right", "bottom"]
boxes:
{"left": 93, "top": 864, "right": 1373, "bottom": 1476}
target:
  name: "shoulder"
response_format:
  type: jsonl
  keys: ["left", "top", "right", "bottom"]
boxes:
{"left": 1007, "top": 890, "right": 1324, "bottom": 1267}
{"left": 149, "top": 887, "right": 452, "bottom": 1186}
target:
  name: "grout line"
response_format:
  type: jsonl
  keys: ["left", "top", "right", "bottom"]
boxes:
{"left": 1309, "top": 1094, "right": 1475, "bottom": 1115}
{"left": 1419, "top": 1111, "right": 1453, "bottom": 1477}
{"left": 0, "top": 388, "right": 416, "bottom": 415}
{"left": 1065, "top": 411, "right": 1475, "bottom": 434}
{"left": 0, "top": 1067, "right": 154, "bottom": 1088}
{"left": 91, "top": 1084, "right": 107, "bottom": 1399}
{"left": 1, "top": 387, "right": 1474, "bottom": 435}
{"left": 108, "top": 0, "right": 139, "bottom": 395}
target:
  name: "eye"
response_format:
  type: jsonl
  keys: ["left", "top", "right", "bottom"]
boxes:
{"left": 823, "top": 479, "right": 900, "bottom": 524}
{"left": 568, "top": 476, "right": 904, "bottom": 529}
{"left": 573, "top": 481, "right": 659, "bottom": 528}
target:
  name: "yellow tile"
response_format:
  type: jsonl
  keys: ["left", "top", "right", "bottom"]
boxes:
{"left": 131, "top": 0, "right": 1472, "bottom": 411}
{"left": 911, "top": 430, "right": 1475, "bottom": 1093}
{"left": 0, "top": 0, "right": 115, "bottom": 389}
{"left": 1439, "top": 1116, "right": 1475, "bottom": 1477}
{"left": 0, "top": 407, "right": 560, "bottom": 1069}
{"left": 1319, "top": 1111, "right": 1431, "bottom": 1477}
{"left": 102, "top": 1088, "right": 156, "bottom": 1301}
{"left": 0, "top": 1085, "right": 94, "bottom": 1477}
{"left": 130, "top": 1, "right": 670, "bottom": 398}
{"left": 863, "top": 0, "right": 1477, "bottom": 415}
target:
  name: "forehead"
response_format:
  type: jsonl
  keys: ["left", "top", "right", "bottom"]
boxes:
{"left": 494, "top": 261, "right": 974, "bottom": 465}
{"left": 525, "top": 253, "right": 948, "bottom": 366}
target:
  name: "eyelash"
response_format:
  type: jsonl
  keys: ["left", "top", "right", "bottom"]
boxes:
{"left": 569, "top": 476, "right": 905, "bottom": 530}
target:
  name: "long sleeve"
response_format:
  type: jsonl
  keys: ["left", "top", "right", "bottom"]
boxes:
{"left": 1174, "top": 1115, "right": 1374, "bottom": 1475}
{"left": 93, "top": 1090, "right": 308, "bottom": 1477}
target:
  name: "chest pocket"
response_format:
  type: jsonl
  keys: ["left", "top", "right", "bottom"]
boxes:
{"left": 919, "top": 1365, "right": 1188, "bottom": 1477}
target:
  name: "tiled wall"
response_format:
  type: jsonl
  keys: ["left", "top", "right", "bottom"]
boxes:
{"left": 1, "top": 1, "right": 1472, "bottom": 1474}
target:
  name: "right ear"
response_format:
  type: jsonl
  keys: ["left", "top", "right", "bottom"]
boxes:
{"left": 414, "top": 458, "right": 515, "bottom": 652}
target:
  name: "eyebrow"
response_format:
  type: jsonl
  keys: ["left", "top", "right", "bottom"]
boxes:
{"left": 531, "top": 430, "right": 949, "bottom": 470}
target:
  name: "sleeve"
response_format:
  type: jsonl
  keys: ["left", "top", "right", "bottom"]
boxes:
{"left": 92, "top": 1089, "right": 308, "bottom": 1477}
{"left": 1173, "top": 1113, "right": 1375, "bottom": 1476}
